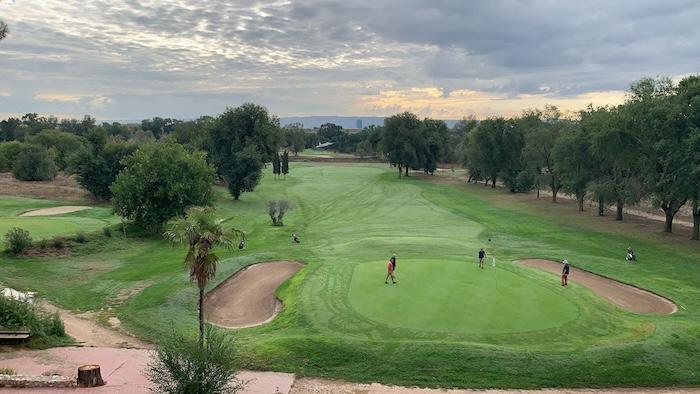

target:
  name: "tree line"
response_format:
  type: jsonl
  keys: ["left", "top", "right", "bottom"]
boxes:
{"left": 1, "top": 76, "right": 699, "bottom": 239}
{"left": 459, "top": 76, "right": 700, "bottom": 239}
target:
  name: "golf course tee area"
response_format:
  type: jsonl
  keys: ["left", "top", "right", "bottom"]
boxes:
{"left": 1, "top": 163, "right": 699, "bottom": 389}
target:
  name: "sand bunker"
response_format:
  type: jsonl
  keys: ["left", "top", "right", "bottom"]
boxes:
{"left": 205, "top": 261, "right": 303, "bottom": 329}
{"left": 516, "top": 259, "right": 676, "bottom": 315}
{"left": 19, "top": 206, "right": 90, "bottom": 216}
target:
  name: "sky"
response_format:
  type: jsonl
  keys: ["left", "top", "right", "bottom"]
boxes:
{"left": 1, "top": 0, "right": 699, "bottom": 120}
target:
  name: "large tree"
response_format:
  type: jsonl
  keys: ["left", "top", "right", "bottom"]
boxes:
{"left": 111, "top": 143, "right": 215, "bottom": 232}
{"left": 676, "top": 76, "right": 700, "bottom": 239}
{"left": 227, "top": 145, "right": 263, "bottom": 200}
{"left": 206, "top": 103, "right": 280, "bottom": 199}
{"left": 12, "top": 145, "right": 57, "bottom": 181}
{"left": 283, "top": 123, "right": 306, "bottom": 156}
{"left": 73, "top": 141, "right": 137, "bottom": 200}
{"left": 626, "top": 77, "right": 689, "bottom": 233}
{"left": 465, "top": 117, "right": 521, "bottom": 188}
{"left": 31, "top": 130, "right": 88, "bottom": 170}
{"left": 553, "top": 127, "right": 594, "bottom": 211}
{"left": 381, "top": 112, "right": 423, "bottom": 176}
{"left": 317, "top": 123, "right": 344, "bottom": 144}
{"left": 586, "top": 105, "right": 644, "bottom": 220}
{"left": 421, "top": 118, "right": 449, "bottom": 174}
{"left": 141, "top": 117, "right": 180, "bottom": 140}
{"left": 164, "top": 207, "right": 245, "bottom": 346}
{"left": 522, "top": 107, "right": 563, "bottom": 202}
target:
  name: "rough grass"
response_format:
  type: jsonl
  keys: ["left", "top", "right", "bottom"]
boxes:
{"left": 0, "top": 163, "right": 699, "bottom": 388}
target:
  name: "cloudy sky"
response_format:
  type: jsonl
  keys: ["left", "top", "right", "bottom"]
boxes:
{"left": 1, "top": 0, "right": 699, "bottom": 120}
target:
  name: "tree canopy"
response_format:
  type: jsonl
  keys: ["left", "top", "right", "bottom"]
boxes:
{"left": 111, "top": 143, "right": 215, "bottom": 231}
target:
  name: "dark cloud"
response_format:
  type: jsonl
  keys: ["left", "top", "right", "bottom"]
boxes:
{"left": 0, "top": 0, "right": 699, "bottom": 118}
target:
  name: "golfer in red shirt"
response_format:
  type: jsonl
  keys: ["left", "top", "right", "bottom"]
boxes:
{"left": 385, "top": 258, "right": 396, "bottom": 284}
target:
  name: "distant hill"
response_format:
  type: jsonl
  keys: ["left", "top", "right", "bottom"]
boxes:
{"left": 281, "top": 116, "right": 460, "bottom": 129}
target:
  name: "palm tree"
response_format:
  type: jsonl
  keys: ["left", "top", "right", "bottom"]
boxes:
{"left": 164, "top": 207, "right": 245, "bottom": 346}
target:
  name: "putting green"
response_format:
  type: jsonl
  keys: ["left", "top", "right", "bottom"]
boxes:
{"left": 0, "top": 196, "right": 117, "bottom": 239}
{"left": 349, "top": 259, "right": 579, "bottom": 334}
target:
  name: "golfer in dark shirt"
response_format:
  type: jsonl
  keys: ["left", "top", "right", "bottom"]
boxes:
{"left": 478, "top": 248, "right": 486, "bottom": 269}
{"left": 561, "top": 259, "right": 570, "bottom": 286}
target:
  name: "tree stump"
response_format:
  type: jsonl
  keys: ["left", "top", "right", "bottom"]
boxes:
{"left": 77, "top": 364, "right": 105, "bottom": 387}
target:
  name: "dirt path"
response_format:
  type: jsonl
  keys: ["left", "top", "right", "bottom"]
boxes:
{"left": 516, "top": 259, "right": 676, "bottom": 315}
{"left": 19, "top": 206, "right": 90, "bottom": 217}
{"left": 41, "top": 301, "right": 150, "bottom": 349}
{"left": 0, "top": 347, "right": 295, "bottom": 393}
{"left": 205, "top": 261, "right": 303, "bottom": 329}
{"left": 291, "top": 378, "right": 700, "bottom": 394}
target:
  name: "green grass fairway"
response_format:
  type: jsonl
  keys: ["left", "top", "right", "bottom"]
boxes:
{"left": 350, "top": 259, "right": 578, "bottom": 334}
{"left": 0, "top": 196, "right": 117, "bottom": 239}
{"left": 1, "top": 164, "right": 699, "bottom": 388}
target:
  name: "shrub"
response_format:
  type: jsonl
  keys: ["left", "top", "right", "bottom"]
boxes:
{"left": 0, "top": 296, "right": 68, "bottom": 346}
{"left": 0, "top": 367, "right": 16, "bottom": 375}
{"left": 11, "top": 145, "right": 57, "bottom": 181}
{"left": 36, "top": 239, "right": 49, "bottom": 250}
{"left": 145, "top": 327, "right": 244, "bottom": 394}
{"left": 51, "top": 237, "right": 65, "bottom": 249}
{"left": 0, "top": 141, "right": 27, "bottom": 171}
{"left": 47, "top": 313, "right": 65, "bottom": 337}
{"left": 4, "top": 227, "right": 32, "bottom": 254}
{"left": 513, "top": 170, "right": 536, "bottom": 193}
{"left": 74, "top": 232, "right": 87, "bottom": 243}
{"left": 102, "top": 227, "right": 112, "bottom": 237}
{"left": 267, "top": 200, "right": 291, "bottom": 226}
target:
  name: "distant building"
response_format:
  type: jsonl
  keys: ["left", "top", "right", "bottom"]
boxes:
{"left": 315, "top": 142, "right": 335, "bottom": 150}
{"left": 356, "top": 119, "right": 362, "bottom": 129}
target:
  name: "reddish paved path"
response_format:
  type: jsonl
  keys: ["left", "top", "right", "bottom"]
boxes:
{"left": 0, "top": 347, "right": 294, "bottom": 393}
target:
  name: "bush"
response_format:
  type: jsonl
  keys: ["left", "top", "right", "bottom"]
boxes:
{"left": 4, "top": 227, "right": 32, "bottom": 254}
{"left": 51, "top": 237, "right": 65, "bottom": 249}
{"left": 145, "top": 327, "right": 244, "bottom": 394}
{"left": 36, "top": 239, "right": 49, "bottom": 250}
{"left": 11, "top": 145, "right": 57, "bottom": 181}
{"left": 74, "top": 232, "right": 87, "bottom": 243}
{"left": 48, "top": 313, "right": 65, "bottom": 337}
{"left": 513, "top": 170, "right": 536, "bottom": 193}
{"left": 0, "top": 296, "right": 69, "bottom": 346}
{"left": 0, "top": 141, "right": 27, "bottom": 171}
{"left": 102, "top": 227, "right": 112, "bottom": 237}
{"left": 30, "top": 129, "right": 88, "bottom": 170}
{"left": 0, "top": 367, "right": 16, "bottom": 375}
{"left": 267, "top": 200, "right": 291, "bottom": 226}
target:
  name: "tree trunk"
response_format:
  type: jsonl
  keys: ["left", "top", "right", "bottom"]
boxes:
{"left": 577, "top": 193, "right": 584, "bottom": 212}
{"left": 598, "top": 197, "right": 605, "bottom": 216}
{"left": 398, "top": 165, "right": 402, "bottom": 177}
{"left": 484, "top": 178, "right": 489, "bottom": 186}
{"left": 692, "top": 198, "right": 700, "bottom": 241}
{"left": 536, "top": 186, "right": 540, "bottom": 199}
{"left": 198, "top": 286, "right": 205, "bottom": 347}
{"left": 661, "top": 199, "right": 686, "bottom": 233}
{"left": 405, "top": 166, "right": 409, "bottom": 176}
{"left": 77, "top": 365, "right": 104, "bottom": 387}
{"left": 664, "top": 209, "right": 675, "bottom": 233}
{"left": 551, "top": 185, "right": 559, "bottom": 203}
{"left": 616, "top": 199, "right": 624, "bottom": 221}
{"left": 491, "top": 177, "right": 496, "bottom": 188}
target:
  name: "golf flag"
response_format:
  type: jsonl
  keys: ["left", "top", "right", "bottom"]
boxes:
{"left": 492, "top": 257, "right": 496, "bottom": 267}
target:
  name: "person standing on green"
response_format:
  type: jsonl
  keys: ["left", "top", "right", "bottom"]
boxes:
{"left": 478, "top": 248, "right": 486, "bottom": 269}
{"left": 385, "top": 256, "right": 396, "bottom": 284}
